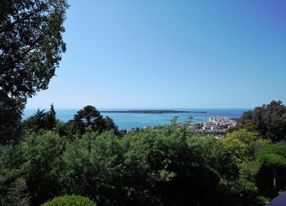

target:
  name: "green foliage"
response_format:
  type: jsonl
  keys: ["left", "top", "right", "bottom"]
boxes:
{"left": 59, "top": 124, "right": 238, "bottom": 206}
{"left": 0, "top": 144, "right": 30, "bottom": 206}
{"left": 0, "top": 0, "right": 68, "bottom": 144}
{"left": 222, "top": 129, "right": 269, "bottom": 166}
{"left": 187, "top": 135, "right": 238, "bottom": 179}
{"left": 0, "top": 177, "right": 30, "bottom": 206}
{"left": 23, "top": 104, "right": 57, "bottom": 133}
{"left": 0, "top": 94, "right": 23, "bottom": 144}
{"left": 256, "top": 144, "right": 286, "bottom": 166}
{"left": 2, "top": 118, "right": 281, "bottom": 206}
{"left": 60, "top": 132, "right": 127, "bottom": 206}
{"left": 255, "top": 144, "right": 286, "bottom": 197}
{"left": 240, "top": 160, "right": 260, "bottom": 181}
{"left": 73, "top": 105, "right": 106, "bottom": 134}
{"left": 41, "top": 195, "right": 96, "bottom": 206}
{"left": 0, "top": 0, "right": 68, "bottom": 99}
{"left": 239, "top": 100, "right": 286, "bottom": 142}
{"left": 59, "top": 106, "right": 119, "bottom": 140}
{"left": 123, "top": 128, "right": 223, "bottom": 206}
{"left": 104, "top": 116, "right": 119, "bottom": 135}
{"left": 218, "top": 178, "right": 258, "bottom": 206}
{"left": 21, "top": 131, "right": 66, "bottom": 205}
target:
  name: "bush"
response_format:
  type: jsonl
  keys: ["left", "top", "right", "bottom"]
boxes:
{"left": 41, "top": 195, "right": 96, "bottom": 206}
{"left": 60, "top": 132, "right": 127, "bottom": 206}
{"left": 21, "top": 131, "right": 66, "bottom": 205}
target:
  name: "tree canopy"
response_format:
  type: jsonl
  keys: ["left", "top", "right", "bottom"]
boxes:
{"left": 0, "top": 0, "right": 68, "bottom": 144}
{"left": 59, "top": 106, "right": 119, "bottom": 140}
{"left": 239, "top": 101, "right": 286, "bottom": 142}
{"left": 222, "top": 129, "right": 269, "bottom": 165}
{"left": 23, "top": 104, "right": 57, "bottom": 133}
{"left": 41, "top": 195, "right": 96, "bottom": 206}
{"left": 0, "top": 0, "right": 68, "bottom": 99}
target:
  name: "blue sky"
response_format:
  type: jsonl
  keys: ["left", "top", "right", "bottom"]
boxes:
{"left": 26, "top": 0, "right": 286, "bottom": 109}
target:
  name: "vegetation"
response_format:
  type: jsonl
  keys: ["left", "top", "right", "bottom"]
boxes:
{"left": 23, "top": 104, "right": 57, "bottom": 133}
{"left": 41, "top": 195, "right": 96, "bottom": 206}
{"left": 58, "top": 105, "right": 119, "bottom": 140}
{"left": 1, "top": 1, "right": 286, "bottom": 206}
{"left": 255, "top": 144, "right": 286, "bottom": 196}
{"left": 239, "top": 100, "right": 286, "bottom": 142}
{"left": 1, "top": 109, "right": 285, "bottom": 206}
{"left": 0, "top": 0, "right": 68, "bottom": 144}
{"left": 222, "top": 129, "right": 269, "bottom": 166}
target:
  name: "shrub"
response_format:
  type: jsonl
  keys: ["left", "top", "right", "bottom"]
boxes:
{"left": 21, "top": 131, "right": 66, "bottom": 205}
{"left": 41, "top": 195, "right": 96, "bottom": 206}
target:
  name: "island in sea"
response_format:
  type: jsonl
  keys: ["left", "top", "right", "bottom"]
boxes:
{"left": 100, "top": 110, "right": 207, "bottom": 114}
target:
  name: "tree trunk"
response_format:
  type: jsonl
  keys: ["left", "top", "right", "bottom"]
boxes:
{"left": 273, "top": 168, "right": 277, "bottom": 190}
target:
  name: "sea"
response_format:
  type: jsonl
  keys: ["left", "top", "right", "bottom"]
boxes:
{"left": 23, "top": 108, "right": 249, "bottom": 130}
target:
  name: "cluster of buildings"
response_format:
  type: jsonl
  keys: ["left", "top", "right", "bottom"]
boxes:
{"left": 188, "top": 116, "right": 237, "bottom": 134}
{"left": 127, "top": 116, "right": 238, "bottom": 135}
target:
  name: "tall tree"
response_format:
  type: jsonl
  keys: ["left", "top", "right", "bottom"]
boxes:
{"left": 255, "top": 144, "right": 286, "bottom": 197}
{"left": 23, "top": 104, "right": 57, "bottom": 133}
{"left": 0, "top": 0, "right": 68, "bottom": 144}
{"left": 239, "top": 101, "right": 286, "bottom": 142}
{"left": 73, "top": 105, "right": 106, "bottom": 134}
{"left": 60, "top": 106, "right": 119, "bottom": 140}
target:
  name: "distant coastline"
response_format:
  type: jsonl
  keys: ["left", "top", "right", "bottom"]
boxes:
{"left": 23, "top": 108, "right": 246, "bottom": 129}
{"left": 100, "top": 110, "right": 207, "bottom": 114}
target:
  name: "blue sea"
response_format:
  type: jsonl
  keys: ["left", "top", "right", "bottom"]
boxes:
{"left": 23, "top": 108, "right": 249, "bottom": 130}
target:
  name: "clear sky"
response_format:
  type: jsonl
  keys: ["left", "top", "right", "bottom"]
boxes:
{"left": 26, "top": 0, "right": 286, "bottom": 109}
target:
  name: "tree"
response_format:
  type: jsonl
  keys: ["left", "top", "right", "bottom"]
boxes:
{"left": 0, "top": 177, "right": 30, "bottom": 206}
{"left": 0, "top": 0, "right": 68, "bottom": 99}
{"left": 61, "top": 132, "right": 126, "bottom": 206}
{"left": 0, "top": 94, "right": 23, "bottom": 144}
{"left": 222, "top": 129, "right": 269, "bottom": 166}
{"left": 122, "top": 127, "right": 236, "bottom": 206}
{"left": 23, "top": 104, "right": 57, "bottom": 133}
{"left": 0, "top": 144, "right": 30, "bottom": 206}
{"left": 41, "top": 195, "right": 96, "bottom": 206}
{"left": 0, "top": 0, "right": 68, "bottom": 144}
{"left": 73, "top": 105, "right": 106, "bottom": 134}
{"left": 104, "top": 116, "right": 119, "bottom": 135}
{"left": 21, "top": 131, "right": 66, "bottom": 206}
{"left": 60, "top": 106, "right": 119, "bottom": 139}
{"left": 255, "top": 144, "right": 286, "bottom": 197}
{"left": 47, "top": 104, "right": 57, "bottom": 128}
{"left": 239, "top": 101, "right": 286, "bottom": 142}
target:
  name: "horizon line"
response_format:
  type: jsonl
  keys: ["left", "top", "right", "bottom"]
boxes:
{"left": 25, "top": 107, "right": 252, "bottom": 110}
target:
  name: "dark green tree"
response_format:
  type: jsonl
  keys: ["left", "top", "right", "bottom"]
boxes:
{"left": 0, "top": 0, "right": 68, "bottom": 144}
{"left": 104, "top": 116, "right": 119, "bottom": 135}
{"left": 60, "top": 106, "right": 119, "bottom": 139}
{"left": 0, "top": 143, "right": 30, "bottom": 206}
{"left": 61, "top": 132, "right": 126, "bottom": 206}
{"left": 23, "top": 104, "right": 57, "bottom": 133}
{"left": 239, "top": 101, "right": 286, "bottom": 142}
{"left": 60, "top": 125, "right": 241, "bottom": 206}
{"left": 21, "top": 131, "right": 66, "bottom": 206}
{"left": 0, "top": 94, "right": 23, "bottom": 144}
{"left": 47, "top": 104, "right": 57, "bottom": 128}
{"left": 73, "top": 105, "right": 106, "bottom": 134}
{"left": 255, "top": 144, "right": 286, "bottom": 197}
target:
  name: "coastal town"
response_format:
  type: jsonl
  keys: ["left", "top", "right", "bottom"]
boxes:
{"left": 129, "top": 116, "right": 238, "bottom": 136}
{"left": 188, "top": 116, "right": 238, "bottom": 135}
